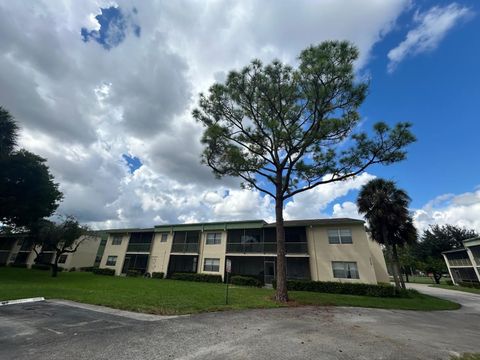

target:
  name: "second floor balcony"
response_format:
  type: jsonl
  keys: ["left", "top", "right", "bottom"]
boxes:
{"left": 226, "top": 242, "right": 308, "bottom": 255}
{"left": 171, "top": 242, "right": 200, "bottom": 253}
{"left": 126, "top": 243, "right": 152, "bottom": 253}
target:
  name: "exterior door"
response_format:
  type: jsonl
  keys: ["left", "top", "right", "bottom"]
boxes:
{"left": 264, "top": 260, "right": 275, "bottom": 285}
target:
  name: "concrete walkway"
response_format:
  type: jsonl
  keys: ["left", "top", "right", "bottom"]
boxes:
{"left": 406, "top": 283, "right": 480, "bottom": 313}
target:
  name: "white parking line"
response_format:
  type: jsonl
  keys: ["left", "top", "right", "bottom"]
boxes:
{"left": 0, "top": 297, "right": 45, "bottom": 306}
{"left": 43, "top": 327, "right": 63, "bottom": 335}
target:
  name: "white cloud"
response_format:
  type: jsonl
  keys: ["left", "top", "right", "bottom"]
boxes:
{"left": 332, "top": 201, "right": 362, "bottom": 219}
{"left": 284, "top": 173, "right": 376, "bottom": 220}
{"left": 0, "top": 0, "right": 411, "bottom": 228}
{"left": 413, "top": 188, "right": 480, "bottom": 234}
{"left": 388, "top": 3, "right": 472, "bottom": 72}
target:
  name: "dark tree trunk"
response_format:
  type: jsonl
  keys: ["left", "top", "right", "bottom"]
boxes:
{"left": 383, "top": 227, "right": 401, "bottom": 290}
{"left": 391, "top": 244, "right": 406, "bottom": 290}
{"left": 404, "top": 268, "right": 409, "bottom": 283}
{"left": 275, "top": 186, "right": 288, "bottom": 303}
{"left": 51, "top": 252, "right": 60, "bottom": 278}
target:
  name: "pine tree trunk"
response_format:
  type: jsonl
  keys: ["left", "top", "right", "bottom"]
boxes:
{"left": 275, "top": 189, "right": 288, "bottom": 303}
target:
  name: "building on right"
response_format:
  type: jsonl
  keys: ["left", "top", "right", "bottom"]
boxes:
{"left": 442, "top": 237, "right": 480, "bottom": 285}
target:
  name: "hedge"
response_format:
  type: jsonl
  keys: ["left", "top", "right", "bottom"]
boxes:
{"left": 126, "top": 269, "right": 141, "bottom": 277}
{"left": 272, "top": 279, "right": 415, "bottom": 298}
{"left": 230, "top": 275, "right": 262, "bottom": 287}
{"left": 31, "top": 264, "right": 50, "bottom": 271}
{"left": 9, "top": 263, "right": 27, "bottom": 268}
{"left": 152, "top": 272, "right": 164, "bottom": 279}
{"left": 93, "top": 268, "right": 115, "bottom": 276}
{"left": 170, "top": 272, "right": 222, "bottom": 283}
{"left": 79, "top": 266, "right": 95, "bottom": 272}
{"left": 459, "top": 282, "right": 480, "bottom": 289}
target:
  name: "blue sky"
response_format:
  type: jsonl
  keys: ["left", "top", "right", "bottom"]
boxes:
{"left": 329, "top": 0, "right": 479, "bottom": 211}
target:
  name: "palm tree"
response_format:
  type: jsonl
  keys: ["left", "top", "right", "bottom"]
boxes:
{"left": 0, "top": 106, "right": 19, "bottom": 157}
{"left": 357, "top": 179, "right": 417, "bottom": 290}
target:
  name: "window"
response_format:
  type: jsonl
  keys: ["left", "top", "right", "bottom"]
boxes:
{"left": 160, "top": 233, "right": 168, "bottom": 242}
{"left": 203, "top": 258, "right": 220, "bottom": 272}
{"left": 206, "top": 233, "right": 222, "bottom": 245}
{"left": 112, "top": 235, "right": 123, "bottom": 245}
{"left": 58, "top": 254, "right": 68, "bottom": 264}
{"left": 328, "top": 229, "right": 352, "bottom": 244}
{"left": 106, "top": 256, "right": 117, "bottom": 266}
{"left": 332, "top": 261, "right": 359, "bottom": 279}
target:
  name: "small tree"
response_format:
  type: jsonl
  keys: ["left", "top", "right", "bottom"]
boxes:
{"left": 194, "top": 41, "right": 415, "bottom": 301}
{"left": 0, "top": 107, "right": 63, "bottom": 229}
{"left": 357, "top": 179, "right": 417, "bottom": 290}
{"left": 416, "top": 224, "right": 478, "bottom": 284}
{"left": 32, "top": 216, "right": 91, "bottom": 277}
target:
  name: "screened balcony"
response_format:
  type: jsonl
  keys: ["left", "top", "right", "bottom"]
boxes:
{"left": 126, "top": 232, "right": 153, "bottom": 253}
{"left": 171, "top": 231, "right": 200, "bottom": 253}
{"left": 226, "top": 227, "right": 308, "bottom": 254}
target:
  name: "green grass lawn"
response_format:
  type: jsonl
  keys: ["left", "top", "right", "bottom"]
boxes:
{"left": 0, "top": 268, "right": 459, "bottom": 315}
{"left": 407, "top": 275, "right": 449, "bottom": 284}
{"left": 433, "top": 284, "right": 480, "bottom": 295}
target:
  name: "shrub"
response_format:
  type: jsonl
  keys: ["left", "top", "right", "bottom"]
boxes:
{"left": 230, "top": 275, "right": 262, "bottom": 287}
{"left": 10, "top": 263, "right": 27, "bottom": 268}
{"left": 272, "top": 279, "right": 413, "bottom": 298}
{"left": 93, "top": 268, "right": 115, "bottom": 276}
{"left": 126, "top": 269, "right": 141, "bottom": 277}
{"left": 31, "top": 264, "right": 51, "bottom": 271}
{"left": 459, "top": 282, "right": 480, "bottom": 289}
{"left": 68, "top": 267, "right": 76, "bottom": 272}
{"left": 152, "top": 272, "right": 164, "bottom": 279}
{"left": 170, "top": 272, "right": 222, "bottom": 283}
{"left": 79, "top": 266, "right": 95, "bottom": 272}
{"left": 446, "top": 280, "right": 454, "bottom": 286}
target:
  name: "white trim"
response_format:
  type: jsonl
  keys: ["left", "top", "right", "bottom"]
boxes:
{"left": 0, "top": 297, "right": 45, "bottom": 306}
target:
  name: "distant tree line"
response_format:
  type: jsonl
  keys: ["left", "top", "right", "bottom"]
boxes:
{"left": 357, "top": 178, "right": 478, "bottom": 287}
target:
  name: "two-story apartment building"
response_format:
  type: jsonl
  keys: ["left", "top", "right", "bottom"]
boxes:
{"left": 99, "top": 218, "right": 389, "bottom": 285}
{"left": 442, "top": 236, "right": 480, "bottom": 285}
{"left": 0, "top": 232, "right": 106, "bottom": 270}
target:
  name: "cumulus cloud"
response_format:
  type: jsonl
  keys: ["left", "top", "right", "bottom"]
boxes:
{"left": 284, "top": 173, "right": 376, "bottom": 220}
{"left": 413, "top": 188, "right": 480, "bottom": 234}
{"left": 388, "top": 3, "right": 472, "bottom": 72}
{"left": 0, "top": 0, "right": 411, "bottom": 228}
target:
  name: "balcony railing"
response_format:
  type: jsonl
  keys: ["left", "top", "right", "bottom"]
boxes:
{"left": 226, "top": 242, "right": 308, "bottom": 254}
{"left": 126, "top": 243, "right": 151, "bottom": 253}
{"left": 171, "top": 243, "right": 200, "bottom": 253}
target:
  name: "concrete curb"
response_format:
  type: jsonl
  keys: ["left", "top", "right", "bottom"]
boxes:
{"left": 0, "top": 297, "right": 45, "bottom": 306}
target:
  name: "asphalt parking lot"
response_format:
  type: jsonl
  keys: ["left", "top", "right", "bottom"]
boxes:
{"left": 1, "top": 285, "right": 479, "bottom": 360}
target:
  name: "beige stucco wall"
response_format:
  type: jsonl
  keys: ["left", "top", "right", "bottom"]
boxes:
{"left": 99, "top": 233, "right": 129, "bottom": 275}
{"left": 61, "top": 235, "right": 101, "bottom": 270}
{"left": 198, "top": 231, "right": 227, "bottom": 280}
{"left": 307, "top": 224, "right": 379, "bottom": 284}
{"left": 367, "top": 237, "right": 390, "bottom": 283}
{"left": 148, "top": 232, "right": 173, "bottom": 274}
